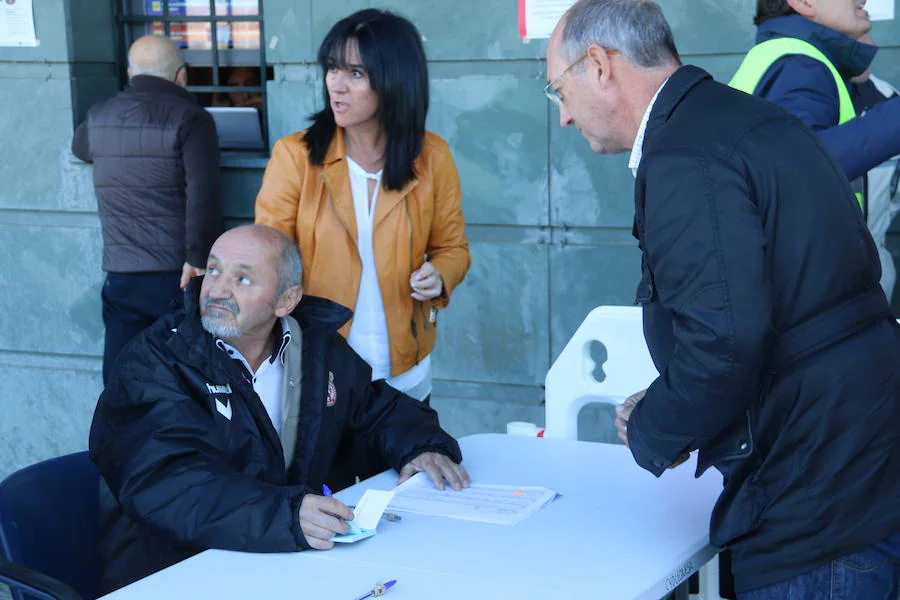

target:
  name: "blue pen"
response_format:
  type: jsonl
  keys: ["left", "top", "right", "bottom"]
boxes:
{"left": 352, "top": 579, "right": 397, "bottom": 600}
{"left": 322, "top": 483, "right": 332, "bottom": 497}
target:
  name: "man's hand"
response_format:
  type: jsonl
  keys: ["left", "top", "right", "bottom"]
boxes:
{"left": 299, "top": 494, "right": 354, "bottom": 550}
{"left": 615, "top": 389, "right": 689, "bottom": 470}
{"left": 410, "top": 262, "right": 444, "bottom": 301}
{"left": 614, "top": 389, "right": 646, "bottom": 448}
{"left": 398, "top": 452, "right": 470, "bottom": 491}
{"left": 180, "top": 262, "right": 205, "bottom": 290}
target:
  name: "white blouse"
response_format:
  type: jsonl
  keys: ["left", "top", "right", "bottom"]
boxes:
{"left": 345, "top": 156, "right": 432, "bottom": 401}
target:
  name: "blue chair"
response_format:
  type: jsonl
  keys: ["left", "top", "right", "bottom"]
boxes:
{"left": 0, "top": 452, "right": 101, "bottom": 600}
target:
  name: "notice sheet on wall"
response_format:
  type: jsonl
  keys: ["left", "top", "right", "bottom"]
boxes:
{"left": 518, "top": 0, "right": 577, "bottom": 40}
{"left": 0, "top": 0, "right": 37, "bottom": 47}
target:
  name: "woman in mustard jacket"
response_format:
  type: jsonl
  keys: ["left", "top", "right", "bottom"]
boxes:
{"left": 255, "top": 9, "right": 470, "bottom": 406}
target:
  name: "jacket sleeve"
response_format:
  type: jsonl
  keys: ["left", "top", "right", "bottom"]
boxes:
{"left": 759, "top": 56, "right": 900, "bottom": 180}
{"left": 89, "top": 347, "right": 312, "bottom": 552}
{"left": 340, "top": 339, "right": 462, "bottom": 471}
{"left": 627, "top": 150, "right": 774, "bottom": 477}
{"left": 180, "top": 110, "right": 223, "bottom": 268}
{"left": 72, "top": 117, "right": 92, "bottom": 163}
{"left": 425, "top": 143, "right": 471, "bottom": 309}
{"left": 817, "top": 98, "right": 900, "bottom": 181}
{"left": 255, "top": 138, "right": 305, "bottom": 240}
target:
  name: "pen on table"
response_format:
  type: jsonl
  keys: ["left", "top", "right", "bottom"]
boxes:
{"left": 352, "top": 579, "right": 397, "bottom": 600}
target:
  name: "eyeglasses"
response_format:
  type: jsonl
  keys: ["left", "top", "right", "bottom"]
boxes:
{"left": 543, "top": 49, "right": 618, "bottom": 106}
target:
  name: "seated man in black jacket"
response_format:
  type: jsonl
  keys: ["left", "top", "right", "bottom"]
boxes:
{"left": 89, "top": 224, "right": 468, "bottom": 593}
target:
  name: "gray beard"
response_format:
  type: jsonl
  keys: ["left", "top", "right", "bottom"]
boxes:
{"left": 201, "top": 315, "right": 241, "bottom": 339}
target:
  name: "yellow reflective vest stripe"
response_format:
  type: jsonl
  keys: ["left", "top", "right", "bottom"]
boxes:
{"left": 730, "top": 37, "right": 864, "bottom": 211}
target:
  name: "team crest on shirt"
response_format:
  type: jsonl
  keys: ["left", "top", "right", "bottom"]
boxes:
{"left": 326, "top": 371, "right": 337, "bottom": 407}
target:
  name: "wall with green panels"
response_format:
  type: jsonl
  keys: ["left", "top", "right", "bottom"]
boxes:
{"left": 0, "top": 0, "right": 898, "bottom": 487}
{"left": 0, "top": 0, "right": 108, "bottom": 486}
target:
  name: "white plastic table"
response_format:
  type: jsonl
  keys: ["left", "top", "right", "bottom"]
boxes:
{"left": 101, "top": 433, "right": 723, "bottom": 600}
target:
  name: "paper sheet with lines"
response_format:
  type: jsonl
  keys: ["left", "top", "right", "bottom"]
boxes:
{"left": 388, "top": 472, "right": 558, "bottom": 525}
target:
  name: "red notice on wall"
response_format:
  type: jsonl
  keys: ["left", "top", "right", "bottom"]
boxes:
{"left": 518, "top": 0, "right": 577, "bottom": 40}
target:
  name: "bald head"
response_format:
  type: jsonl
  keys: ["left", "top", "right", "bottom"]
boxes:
{"left": 128, "top": 35, "right": 184, "bottom": 82}
{"left": 218, "top": 225, "right": 303, "bottom": 295}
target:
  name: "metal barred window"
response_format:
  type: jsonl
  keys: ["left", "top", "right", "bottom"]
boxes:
{"left": 118, "top": 0, "right": 269, "bottom": 150}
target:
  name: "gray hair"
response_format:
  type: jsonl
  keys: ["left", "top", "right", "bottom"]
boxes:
{"left": 275, "top": 233, "right": 303, "bottom": 296}
{"left": 562, "top": 0, "right": 680, "bottom": 69}
{"left": 129, "top": 60, "right": 181, "bottom": 81}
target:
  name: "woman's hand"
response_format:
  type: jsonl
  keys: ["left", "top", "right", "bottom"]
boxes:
{"left": 410, "top": 261, "right": 444, "bottom": 301}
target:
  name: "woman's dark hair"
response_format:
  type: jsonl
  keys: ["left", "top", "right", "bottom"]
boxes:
{"left": 754, "top": 0, "right": 796, "bottom": 26}
{"left": 303, "top": 9, "right": 429, "bottom": 191}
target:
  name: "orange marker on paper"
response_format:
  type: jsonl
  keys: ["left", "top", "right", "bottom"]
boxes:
{"left": 513, "top": 489, "right": 525, "bottom": 497}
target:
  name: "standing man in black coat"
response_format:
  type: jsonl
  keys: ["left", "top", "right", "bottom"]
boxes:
{"left": 89, "top": 225, "right": 467, "bottom": 593}
{"left": 546, "top": 1, "right": 900, "bottom": 598}
{"left": 72, "top": 34, "right": 222, "bottom": 384}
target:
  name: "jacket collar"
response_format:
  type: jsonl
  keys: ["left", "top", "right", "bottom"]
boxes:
{"left": 757, "top": 15, "right": 877, "bottom": 78}
{"left": 323, "top": 126, "right": 347, "bottom": 165}
{"left": 641, "top": 65, "right": 711, "bottom": 153}
{"left": 320, "top": 130, "right": 358, "bottom": 243}
{"left": 631, "top": 65, "right": 711, "bottom": 246}
{"left": 127, "top": 75, "right": 197, "bottom": 102}
{"left": 319, "top": 127, "right": 420, "bottom": 238}
{"left": 291, "top": 294, "right": 353, "bottom": 334}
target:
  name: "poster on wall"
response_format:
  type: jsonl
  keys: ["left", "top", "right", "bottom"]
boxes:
{"left": 0, "top": 0, "right": 38, "bottom": 47}
{"left": 145, "top": 0, "right": 258, "bottom": 50}
{"left": 518, "top": 0, "right": 576, "bottom": 40}
{"left": 867, "top": 0, "right": 895, "bottom": 21}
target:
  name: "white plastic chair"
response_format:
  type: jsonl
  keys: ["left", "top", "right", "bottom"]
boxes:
{"left": 544, "top": 305, "right": 724, "bottom": 600}
{"left": 544, "top": 306, "right": 658, "bottom": 439}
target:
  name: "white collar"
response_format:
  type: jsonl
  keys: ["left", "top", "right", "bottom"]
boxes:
{"left": 629, "top": 78, "right": 670, "bottom": 178}
{"left": 215, "top": 318, "right": 293, "bottom": 371}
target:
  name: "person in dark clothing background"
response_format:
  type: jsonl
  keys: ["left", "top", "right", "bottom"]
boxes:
{"left": 72, "top": 34, "right": 223, "bottom": 384}
{"left": 545, "top": 0, "right": 900, "bottom": 598}
{"left": 851, "top": 33, "right": 900, "bottom": 304}
{"left": 731, "top": 0, "right": 900, "bottom": 208}
{"left": 89, "top": 224, "right": 467, "bottom": 594}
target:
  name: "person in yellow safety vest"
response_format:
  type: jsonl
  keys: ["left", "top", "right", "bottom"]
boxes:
{"left": 730, "top": 0, "right": 900, "bottom": 215}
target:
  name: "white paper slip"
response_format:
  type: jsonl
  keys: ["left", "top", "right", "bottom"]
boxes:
{"left": 331, "top": 489, "right": 394, "bottom": 543}
{"left": 353, "top": 489, "right": 395, "bottom": 530}
{"left": 388, "top": 473, "right": 558, "bottom": 525}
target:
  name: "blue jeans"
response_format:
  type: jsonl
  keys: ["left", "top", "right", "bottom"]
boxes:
{"left": 738, "top": 532, "right": 900, "bottom": 600}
